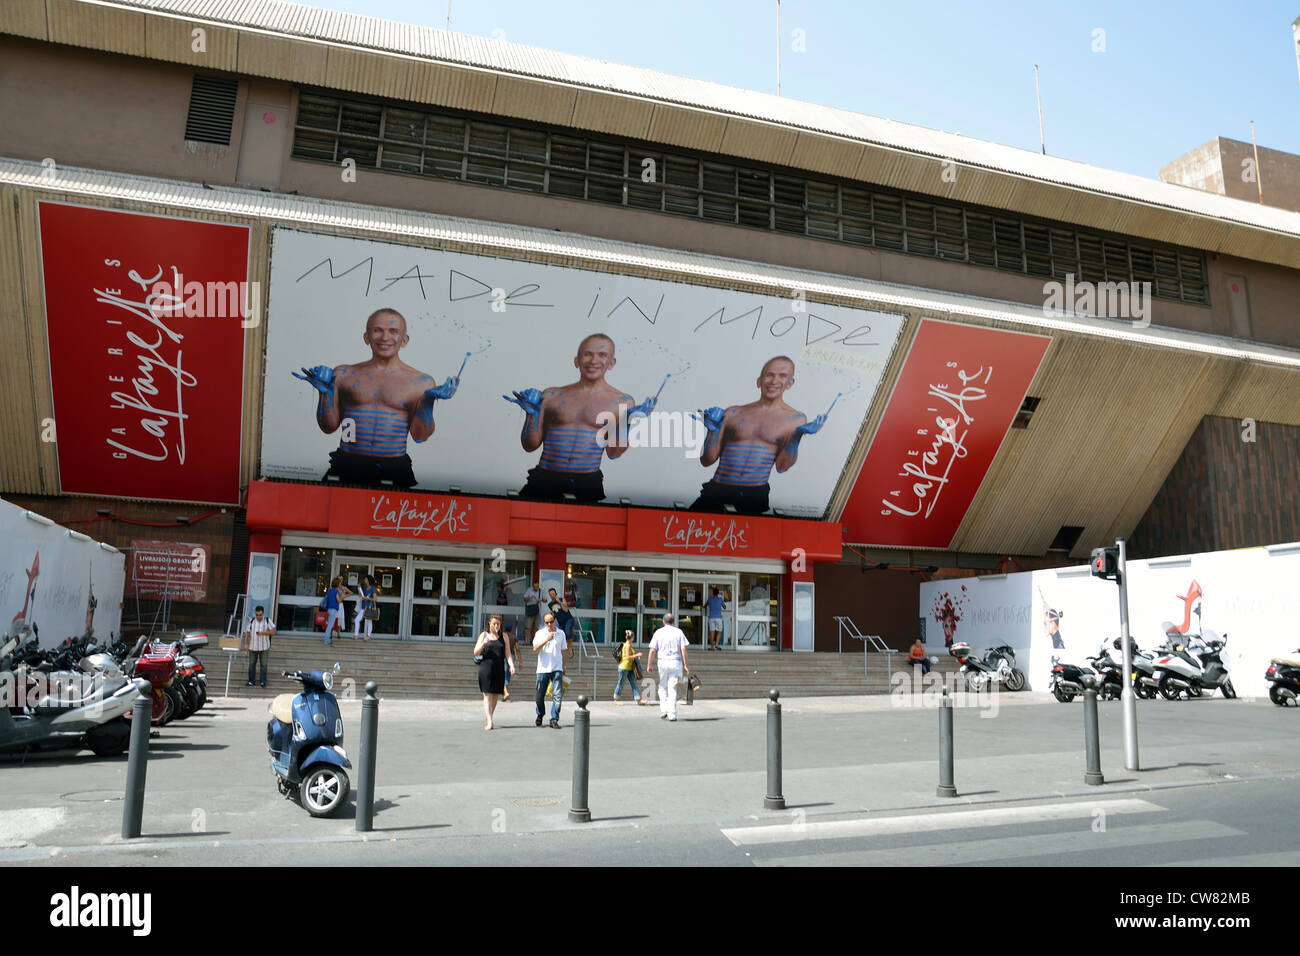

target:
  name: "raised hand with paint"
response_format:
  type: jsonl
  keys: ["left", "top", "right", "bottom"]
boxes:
{"left": 504, "top": 333, "right": 649, "bottom": 503}
{"left": 691, "top": 356, "right": 833, "bottom": 516}
{"left": 291, "top": 308, "right": 455, "bottom": 490}
{"left": 415, "top": 352, "right": 468, "bottom": 429}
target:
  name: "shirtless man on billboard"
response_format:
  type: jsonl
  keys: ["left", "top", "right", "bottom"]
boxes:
{"left": 504, "top": 333, "right": 657, "bottom": 502}
{"left": 691, "top": 355, "right": 826, "bottom": 515}
{"left": 293, "top": 308, "right": 459, "bottom": 489}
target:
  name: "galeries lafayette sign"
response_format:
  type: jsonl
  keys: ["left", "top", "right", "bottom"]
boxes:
{"left": 38, "top": 203, "right": 249, "bottom": 504}
{"left": 626, "top": 509, "right": 781, "bottom": 556}
{"left": 841, "top": 319, "right": 1050, "bottom": 549}
{"left": 328, "top": 489, "right": 511, "bottom": 541}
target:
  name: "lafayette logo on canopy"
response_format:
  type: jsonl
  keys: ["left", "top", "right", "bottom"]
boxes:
{"left": 841, "top": 320, "right": 1050, "bottom": 548}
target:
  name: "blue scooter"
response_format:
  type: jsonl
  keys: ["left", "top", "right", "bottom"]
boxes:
{"left": 267, "top": 663, "right": 351, "bottom": 817}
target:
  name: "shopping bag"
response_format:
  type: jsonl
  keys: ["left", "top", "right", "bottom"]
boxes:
{"left": 545, "top": 676, "right": 572, "bottom": 699}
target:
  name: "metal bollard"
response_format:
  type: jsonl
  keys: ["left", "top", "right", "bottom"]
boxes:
{"left": 1083, "top": 680, "right": 1105, "bottom": 785}
{"left": 121, "top": 681, "right": 152, "bottom": 839}
{"left": 937, "top": 687, "right": 957, "bottom": 798}
{"left": 569, "top": 695, "right": 592, "bottom": 823}
{"left": 355, "top": 680, "right": 379, "bottom": 832}
{"left": 764, "top": 689, "right": 785, "bottom": 810}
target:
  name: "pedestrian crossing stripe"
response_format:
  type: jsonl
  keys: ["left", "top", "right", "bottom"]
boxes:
{"left": 721, "top": 798, "right": 1164, "bottom": 846}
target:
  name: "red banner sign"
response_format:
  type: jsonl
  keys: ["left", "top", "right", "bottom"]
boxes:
{"left": 126, "top": 540, "right": 209, "bottom": 601}
{"left": 841, "top": 320, "right": 1050, "bottom": 548}
{"left": 38, "top": 203, "right": 249, "bottom": 504}
{"left": 328, "top": 488, "right": 512, "bottom": 542}
{"left": 626, "top": 509, "right": 782, "bottom": 556}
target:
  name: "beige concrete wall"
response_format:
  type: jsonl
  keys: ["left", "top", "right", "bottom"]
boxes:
{"left": 1162, "top": 136, "right": 1300, "bottom": 214}
{"left": 0, "top": 36, "right": 246, "bottom": 183}
{"left": 4, "top": 36, "right": 1299, "bottom": 349}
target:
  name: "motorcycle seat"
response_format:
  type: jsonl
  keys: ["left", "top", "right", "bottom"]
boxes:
{"left": 271, "top": 695, "right": 295, "bottom": 723}
{"left": 1273, "top": 657, "right": 1300, "bottom": 668}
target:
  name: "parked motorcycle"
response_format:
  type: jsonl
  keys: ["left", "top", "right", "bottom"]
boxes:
{"left": 950, "top": 642, "right": 1025, "bottom": 692}
{"left": 267, "top": 664, "right": 351, "bottom": 817}
{"left": 1048, "top": 656, "right": 1094, "bottom": 703}
{"left": 1152, "top": 629, "right": 1235, "bottom": 700}
{"left": 1, "top": 637, "right": 147, "bottom": 758}
{"left": 1265, "top": 650, "right": 1300, "bottom": 707}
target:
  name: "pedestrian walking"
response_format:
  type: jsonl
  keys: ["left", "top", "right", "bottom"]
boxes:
{"left": 353, "top": 574, "right": 379, "bottom": 640}
{"left": 705, "top": 586, "right": 726, "bottom": 649}
{"left": 502, "top": 623, "right": 520, "bottom": 701}
{"left": 323, "top": 576, "right": 352, "bottom": 645}
{"left": 612, "top": 629, "right": 644, "bottom": 705}
{"left": 647, "top": 613, "right": 690, "bottom": 721}
{"left": 532, "top": 612, "right": 567, "bottom": 729}
{"left": 475, "top": 614, "right": 514, "bottom": 730}
{"left": 523, "top": 581, "right": 540, "bottom": 642}
{"left": 242, "top": 605, "right": 275, "bottom": 687}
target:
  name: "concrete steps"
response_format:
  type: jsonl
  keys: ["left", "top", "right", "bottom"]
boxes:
{"left": 196, "top": 636, "right": 963, "bottom": 701}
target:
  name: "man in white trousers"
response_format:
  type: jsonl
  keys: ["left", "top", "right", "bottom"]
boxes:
{"left": 646, "top": 613, "right": 690, "bottom": 722}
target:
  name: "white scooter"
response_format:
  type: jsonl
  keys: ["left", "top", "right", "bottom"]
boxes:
{"left": 1151, "top": 629, "right": 1236, "bottom": 700}
{"left": 950, "top": 642, "right": 1026, "bottom": 692}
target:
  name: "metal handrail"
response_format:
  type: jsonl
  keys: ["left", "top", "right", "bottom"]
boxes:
{"left": 833, "top": 615, "right": 900, "bottom": 678}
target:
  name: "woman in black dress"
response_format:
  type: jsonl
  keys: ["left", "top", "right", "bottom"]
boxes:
{"left": 474, "top": 614, "right": 515, "bottom": 730}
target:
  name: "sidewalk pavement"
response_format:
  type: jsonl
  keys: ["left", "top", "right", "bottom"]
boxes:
{"left": 1, "top": 689, "right": 1296, "bottom": 861}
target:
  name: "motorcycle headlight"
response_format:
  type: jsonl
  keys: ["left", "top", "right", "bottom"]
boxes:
{"left": 335, "top": 718, "right": 343, "bottom": 739}
{"left": 322, "top": 670, "right": 334, "bottom": 691}
{"left": 312, "top": 713, "right": 326, "bottom": 726}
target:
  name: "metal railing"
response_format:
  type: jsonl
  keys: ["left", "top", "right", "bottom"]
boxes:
{"left": 833, "top": 615, "right": 900, "bottom": 679}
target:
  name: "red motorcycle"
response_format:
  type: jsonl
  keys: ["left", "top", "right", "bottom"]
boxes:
{"left": 130, "top": 639, "right": 181, "bottom": 726}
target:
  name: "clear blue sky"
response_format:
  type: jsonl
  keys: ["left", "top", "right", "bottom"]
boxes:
{"left": 307, "top": 0, "right": 1300, "bottom": 180}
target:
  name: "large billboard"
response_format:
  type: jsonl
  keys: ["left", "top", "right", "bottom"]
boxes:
{"left": 841, "top": 319, "right": 1050, "bottom": 547}
{"left": 37, "top": 203, "right": 249, "bottom": 505}
{"left": 260, "top": 229, "right": 905, "bottom": 517}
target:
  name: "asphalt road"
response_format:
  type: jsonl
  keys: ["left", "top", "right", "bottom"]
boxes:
{"left": 2, "top": 689, "right": 1297, "bottom": 868}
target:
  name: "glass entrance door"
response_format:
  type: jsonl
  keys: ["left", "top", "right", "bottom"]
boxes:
{"left": 411, "top": 559, "right": 478, "bottom": 641}
{"left": 334, "top": 554, "right": 401, "bottom": 638}
{"left": 677, "top": 575, "right": 736, "bottom": 649}
{"left": 608, "top": 571, "right": 672, "bottom": 645}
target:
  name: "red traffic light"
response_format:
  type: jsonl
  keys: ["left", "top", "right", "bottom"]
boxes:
{"left": 1090, "top": 546, "right": 1120, "bottom": 582}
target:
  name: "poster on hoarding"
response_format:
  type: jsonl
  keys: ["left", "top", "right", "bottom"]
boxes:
{"left": 841, "top": 319, "right": 1050, "bottom": 547}
{"left": 1, "top": 500, "right": 125, "bottom": 648}
{"left": 919, "top": 542, "right": 1300, "bottom": 697}
{"left": 260, "top": 229, "right": 904, "bottom": 517}
{"left": 37, "top": 202, "right": 249, "bottom": 504}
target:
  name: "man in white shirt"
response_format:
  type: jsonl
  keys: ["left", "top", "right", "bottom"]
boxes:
{"left": 242, "top": 605, "right": 276, "bottom": 688}
{"left": 647, "top": 613, "right": 690, "bottom": 721}
{"left": 532, "top": 612, "right": 568, "bottom": 729}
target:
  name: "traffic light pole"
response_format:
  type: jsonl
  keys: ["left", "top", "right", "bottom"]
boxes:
{"left": 1116, "top": 538, "right": 1139, "bottom": 771}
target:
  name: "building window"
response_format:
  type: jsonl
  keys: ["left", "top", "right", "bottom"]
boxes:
{"left": 291, "top": 91, "right": 1210, "bottom": 307}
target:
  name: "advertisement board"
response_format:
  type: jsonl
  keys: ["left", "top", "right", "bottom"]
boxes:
{"left": 37, "top": 202, "right": 249, "bottom": 505}
{"left": 1, "top": 499, "right": 125, "bottom": 648}
{"left": 919, "top": 542, "right": 1300, "bottom": 697}
{"left": 260, "top": 229, "right": 904, "bottom": 517}
{"left": 841, "top": 319, "right": 1050, "bottom": 547}
{"left": 125, "top": 540, "right": 209, "bottom": 602}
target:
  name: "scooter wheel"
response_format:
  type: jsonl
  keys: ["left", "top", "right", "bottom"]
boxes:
{"left": 1006, "top": 669, "right": 1026, "bottom": 692}
{"left": 1053, "top": 684, "right": 1075, "bottom": 704}
{"left": 1219, "top": 680, "right": 1236, "bottom": 700}
{"left": 1269, "top": 686, "right": 1294, "bottom": 707}
{"left": 1158, "top": 674, "right": 1183, "bottom": 701}
{"left": 299, "top": 766, "right": 350, "bottom": 818}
